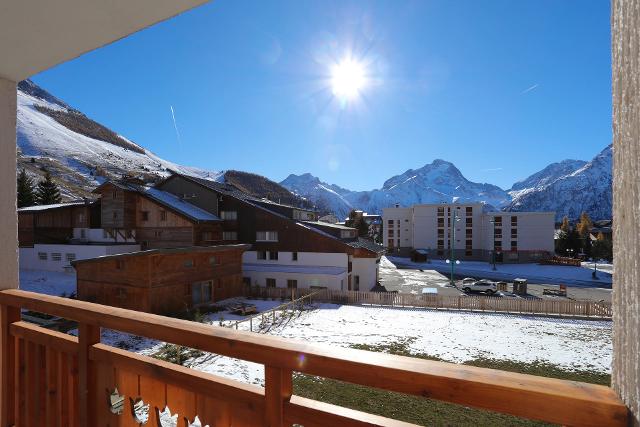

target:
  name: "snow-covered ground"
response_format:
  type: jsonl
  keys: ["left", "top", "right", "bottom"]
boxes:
{"left": 101, "top": 298, "right": 612, "bottom": 387}
{"left": 19, "top": 269, "right": 76, "bottom": 296}
{"left": 388, "top": 256, "right": 612, "bottom": 288}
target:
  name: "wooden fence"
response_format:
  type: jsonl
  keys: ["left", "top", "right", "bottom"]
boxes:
{"left": 244, "top": 287, "right": 612, "bottom": 319}
{"left": 230, "top": 291, "right": 320, "bottom": 332}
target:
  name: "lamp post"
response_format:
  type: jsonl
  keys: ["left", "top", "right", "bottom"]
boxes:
{"left": 590, "top": 239, "right": 598, "bottom": 279}
{"left": 489, "top": 218, "right": 497, "bottom": 271}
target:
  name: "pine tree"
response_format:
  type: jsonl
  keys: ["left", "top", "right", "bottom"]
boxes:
{"left": 36, "top": 171, "right": 62, "bottom": 205}
{"left": 16, "top": 169, "right": 36, "bottom": 208}
{"left": 560, "top": 216, "right": 570, "bottom": 233}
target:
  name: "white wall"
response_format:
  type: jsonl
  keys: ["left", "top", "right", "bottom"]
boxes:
{"left": 20, "top": 243, "right": 140, "bottom": 272}
{"left": 243, "top": 251, "right": 347, "bottom": 266}
{"left": 244, "top": 270, "right": 348, "bottom": 291}
{"left": 382, "top": 207, "right": 413, "bottom": 248}
{"left": 351, "top": 257, "right": 380, "bottom": 291}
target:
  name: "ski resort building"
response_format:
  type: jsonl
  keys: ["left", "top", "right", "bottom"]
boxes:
{"left": 383, "top": 203, "right": 555, "bottom": 263}
{"left": 155, "top": 174, "right": 384, "bottom": 291}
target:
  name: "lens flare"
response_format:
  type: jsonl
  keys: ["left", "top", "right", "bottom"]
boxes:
{"left": 331, "top": 58, "right": 366, "bottom": 101}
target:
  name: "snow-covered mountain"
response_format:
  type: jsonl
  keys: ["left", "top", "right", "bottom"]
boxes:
{"left": 17, "top": 80, "right": 223, "bottom": 199}
{"left": 504, "top": 146, "right": 612, "bottom": 221}
{"left": 281, "top": 160, "right": 510, "bottom": 219}
{"left": 510, "top": 159, "right": 587, "bottom": 194}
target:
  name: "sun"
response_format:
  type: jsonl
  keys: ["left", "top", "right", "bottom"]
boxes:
{"left": 331, "top": 58, "right": 366, "bottom": 101}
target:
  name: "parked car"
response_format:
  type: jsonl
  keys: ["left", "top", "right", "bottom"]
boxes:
{"left": 462, "top": 279, "right": 497, "bottom": 294}
{"left": 462, "top": 278, "right": 476, "bottom": 285}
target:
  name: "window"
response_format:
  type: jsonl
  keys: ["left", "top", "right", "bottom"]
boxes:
{"left": 466, "top": 207, "right": 473, "bottom": 216}
{"left": 437, "top": 239, "right": 444, "bottom": 249}
{"left": 438, "top": 229, "right": 444, "bottom": 238}
{"left": 202, "top": 231, "right": 213, "bottom": 241}
{"left": 184, "top": 259, "right": 194, "bottom": 268}
{"left": 220, "top": 211, "right": 238, "bottom": 220}
{"left": 112, "top": 211, "right": 118, "bottom": 220}
{"left": 154, "top": 230, "right": 163, "bottom": 238}
{"left": 511, "top": 228, "right": 518, "bottom": 238}
{"left": 494, "top": 228, "right": 502, "bottom": 239}
{"left": 511, "top": 216, "right": 518, "bottom": 226}
{"left": 209, "top": 256, "right": 218, "bottom": 266}
{"left": 141, "top": 211, "right": 149, "bottom": 221}
{"left": 292, "top": 252, "right": 298, "bottom": 261}
{"left": 266, "top": 278, "right": 276, "bottom": 288}
{"left": 466, "top": 218, "right": 473, "bottom": 226}
{"left": 388, "top": 229, "right": 394, "bottom": 237}
{"left": 112, "top": 190, "right": 118, "bottom": 199}
{"left": 257, "top": 251, "right": 267, "bottom": 260}
{"left": 437, "top": 207, "right": 444, "bottom": 216}
{"left": 65, "top": 253, "right": 76, "bottom": 262}
{"left": 287, "top": 280, "right": 297, "bottom": 289}
{"left": 222, "top": 231, "right": 238, "bottom": 240}
{"left": 191, "top": 281, "right": 212, "bottom": 305}
{"left": 437, "top": 218, "right": 444, "bottom": 226}
{"left": 51, "top": 253, "right": 62, "bottom": 262}
{"left": 465, "top": 229, "right": 472, "bottom": 238}
{"left": 511, "top": 241, "right": 518, "bottom": 250}
{"left": 465, "top": 239, "right": 472, "bottom": 249}
{"left": 437, "top": 250, "right": 444, "bottom": 256}
{"left": 269, "top": 251, "right": 278, "bottom": 260}
{"left": 256, "top": 231, "right": 278, "bottom": 242}
{"left": 38, "top": 252, "right": 47, "bottom": 261}
{"left": 348, "top": 261, "right": 352, "bottom": 272}
{"left": 388, "top": 219, "right": 394, "bottom": 226}
{"left": 494, "top": 242, "right": 502, "bottom": 251}
{"left": 494, "top": 216, "right": 502, "bottom": 225}
{"left": 387, "top": 239, "right": 394, "bottom": 248}
{"left": 465, "top": 250, "right": 473, "bottom": 256}
{"left": 354, "top": 275, "right": 360, "bottom": 291}
{"left": 160, "top": 210, "right": 167, "bottom": 221}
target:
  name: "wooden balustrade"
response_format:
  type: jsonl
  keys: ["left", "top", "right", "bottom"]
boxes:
{"left": 0, "top": 289, "right": 627, "bottom": 426}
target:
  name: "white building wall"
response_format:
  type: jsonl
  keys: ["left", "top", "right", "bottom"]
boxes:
{"left": 242, "top": 251, "right": 349, "bottom": 290}
{"left": 381, "top": 207, "right": 413, "bottom": 249}
{"left": 20, "top": 243, "right": 140, "bottom": 272}
{"left": 351, "top": 257, "right": 379, "bottom": 291}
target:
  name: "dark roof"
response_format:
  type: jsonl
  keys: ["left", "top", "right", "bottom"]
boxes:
{"left": 94, "top": 181, "right": 220, "bottom": 223}
{"left": 18, "top": 200, "right": 92, "bottom": 212}
{"left": 347, "top": 238, "right": 385, "bottom": 254}
{"left": 71, "top": 244, "right": 251, "bottom": 265}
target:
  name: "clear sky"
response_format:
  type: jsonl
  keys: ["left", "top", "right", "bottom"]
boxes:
{"left": 31, "top": 0, "right": 611, "bottom": 191}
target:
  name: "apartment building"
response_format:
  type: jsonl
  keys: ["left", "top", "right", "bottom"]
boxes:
{"left": 155, "top": 174, "right": 384, "bottom": 291}
{"left": 383, "top": 203, "right": 555, "bottom": 263}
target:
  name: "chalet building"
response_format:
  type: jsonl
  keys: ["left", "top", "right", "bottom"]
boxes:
{"left": 18, "top": 201, "right": 139, "bottom": 272}
{"left": 73, "top": 245, "right": 249, "bottom": 315}
{"left": 93, "top": 181, "right": 223, "bottom": 249}
{"left": 155, "top": 174, "right": 384, "bottom": 291}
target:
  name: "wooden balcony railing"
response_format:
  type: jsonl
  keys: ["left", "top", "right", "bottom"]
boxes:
{"left": 0, "top": 289, "right": 628, "bottom": 427}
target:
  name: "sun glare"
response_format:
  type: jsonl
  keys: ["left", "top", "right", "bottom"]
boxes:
{"left": 331, "top": 58, "right": 366, "bottom": 101}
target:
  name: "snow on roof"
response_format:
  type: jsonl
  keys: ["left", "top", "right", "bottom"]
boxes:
{"left": 302, "top": 220, "right": 356, "bottom": 231}
{"left": 415, "top": 249, "right": 428, "bottom": 255}
{"left": 242, "top": 263, "right": 347, "bottom": 276}
{"left": 141, "top": 187, "right": 220, "bottom": 222}
{"left": 18, "top": 201, "right": 87, "bottom": 212}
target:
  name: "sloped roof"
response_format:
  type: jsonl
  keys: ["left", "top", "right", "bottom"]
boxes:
{"left": 18, "top": 201, "right": 89, "bottom": 212}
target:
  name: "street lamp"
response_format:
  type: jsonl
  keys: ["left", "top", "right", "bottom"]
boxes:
{"left": 590, "top": 239, "right": 598, "bottom": 279}
{"left": 489, "top": 218, "right": 497, "bottom": 271}
{"left": 449, "top": 209, "right": 461, "bottom": 286}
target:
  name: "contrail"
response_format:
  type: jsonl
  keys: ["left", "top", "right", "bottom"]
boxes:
{"left": 520, "top": 83, "right": 539, "bottom": 95}
{"left": 169, "top": 105, "right": 182, "bottom": 144}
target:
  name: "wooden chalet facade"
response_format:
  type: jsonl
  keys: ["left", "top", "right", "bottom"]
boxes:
{"left": 73, "top": 245, "right": 250, "bottom": 314}
{"left": 93, "top": 181, "right": 223, "bottom": 250}
{"left": 17, "top": 200, "right": 99, "bottom": 247}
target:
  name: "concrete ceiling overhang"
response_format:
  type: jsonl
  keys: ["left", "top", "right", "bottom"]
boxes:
{"left": 0, "top": 0, "right": 209, "bottom": 82}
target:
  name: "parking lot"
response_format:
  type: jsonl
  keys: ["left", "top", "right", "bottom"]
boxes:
{"left": 379, "top": 257, "right": 612, "bottom": 302}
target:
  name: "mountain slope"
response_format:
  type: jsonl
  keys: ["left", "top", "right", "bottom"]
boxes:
{"left": 509, "top": 159, "right": 587, "bottom": 196}
{"left": 504, "top": 146, "right": 612, "bottom": 220}
{"left": 281, "top": 160, "right": 511, "bottom": 219}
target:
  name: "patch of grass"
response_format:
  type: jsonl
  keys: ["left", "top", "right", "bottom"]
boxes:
{"left": 291, "top": 339, "right": 609, "bottom": 426}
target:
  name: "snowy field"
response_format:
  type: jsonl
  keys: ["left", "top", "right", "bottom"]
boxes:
{"left": 19, "top": 269, "right": 76, "bottom": 296}
{"left": 102, "top": 298, "right": 612, "bottom": 387}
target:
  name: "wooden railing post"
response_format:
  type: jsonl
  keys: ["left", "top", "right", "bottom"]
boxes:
{"left": 78, "top": 323, "right": 100, "bottom": 427}
{"left": 264, "top": 366, "right": 292, "bottom": 426}
{"left": 1, "top": 305, "right": 19, "bottom": 427}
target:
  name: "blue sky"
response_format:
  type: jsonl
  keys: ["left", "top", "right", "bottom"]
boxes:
{"left": 32, "top": 0, "right": 611, "bottom": 191}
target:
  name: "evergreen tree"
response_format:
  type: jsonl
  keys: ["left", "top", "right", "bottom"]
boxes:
{"left": 16, "top": 169, "right": 36, "bottom": 208}
{"left": 36, "top": 171, "right": 61, "bottom": 205}
{"left": 556, "top": 229, "right": 582, "bottom": 257}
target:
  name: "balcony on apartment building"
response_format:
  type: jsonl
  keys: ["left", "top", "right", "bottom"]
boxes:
{"left": 0, "top": 1, "right": 637, "bottom": 426}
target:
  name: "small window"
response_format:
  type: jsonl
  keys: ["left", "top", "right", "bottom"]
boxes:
{"left": 511, "top": 241, "right": 518, "bottom": 250}
{"left": 354, "top": 275, "right": 360, "bottom": 291}
{"left": 112, "top": 211, "right": 118, "bottom": 220}
{"left": 141, "top": 211, "right": 149, "bottom": 221}
{"left": 287, "top": 279, "right": 298, "bottom": 289}
{"left": 292, "top": 252, "right": 298, "bottom": 261}
{"left": 256, "top": 231, "right": 278, "bottom": 242}
{"left": 65, "top": 253, "right": 76, "bottom": 262}
{"left": 51, "top": 253, "right": 62, "bottom": 262}
{"left": 269, "top": 251, "right": 278, "bottom": 260}
{"left": 465, "top": 250, "right": 473, "bottom": 256}
{"left": 112, "top": 190, "right": 118, "bottom": 199}
{"left": 388, "top": 219, "right": 394, "bottom": 225}
{"left": 257, "top": 251, "right": 267, "bottom": 260}
{"left": 220, "top": 211, "right": 238, "bottom": 220}
{"left": 511, "top": 228, "right": 518, "bottom": 238}
{"left": 437, "top": 207, "right": 444, "bottom": 216}
{"left": 511, "top": 216, "right": 518, "bottom": 226}
{"left": 38, "top": 252, "right": 47, "bottom": 261}
{"left": 160, "top": 210, "right": 167, "bottom": 221}
{"left": 466, "top": 207, "right": 473, "bottom": 216}
{"left": 222, "top": 231, "right": 237, "bottom": 240}
{"left": 154, "top": 230, "right": 163, "bottom": 238}
{"left": 266, "top": 278, "right": 276, "bottom": 288}
{"left": 466, "top": 218, "right": 472, "bottom": 226}
{"left": 184, "top": 259, "right": 194, "bottom": 268}
{"left": 209, "top": 256, "right": 218, "bottom": 266}
{"left": 202, "top": 231, "right": 213, "bottom": 241}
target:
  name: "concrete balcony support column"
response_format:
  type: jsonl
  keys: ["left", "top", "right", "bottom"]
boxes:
{"left": 0, "top": 78, "right": 18, "bottom": 291}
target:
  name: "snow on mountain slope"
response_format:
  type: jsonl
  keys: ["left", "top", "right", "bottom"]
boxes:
{"left": 505, "top": 146, "right": 612, "bottom": 221}
{"left": 509, "top": 159, "right": 587, "bottom": 199}
{"left": 280, "top": 173, "right": 354, "bottom": 218}
{"left": 16, "top": 80, "right": 222, "bottom": 199}
{"left": 281, "top": 160, "right": 510, "bottom": 219}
